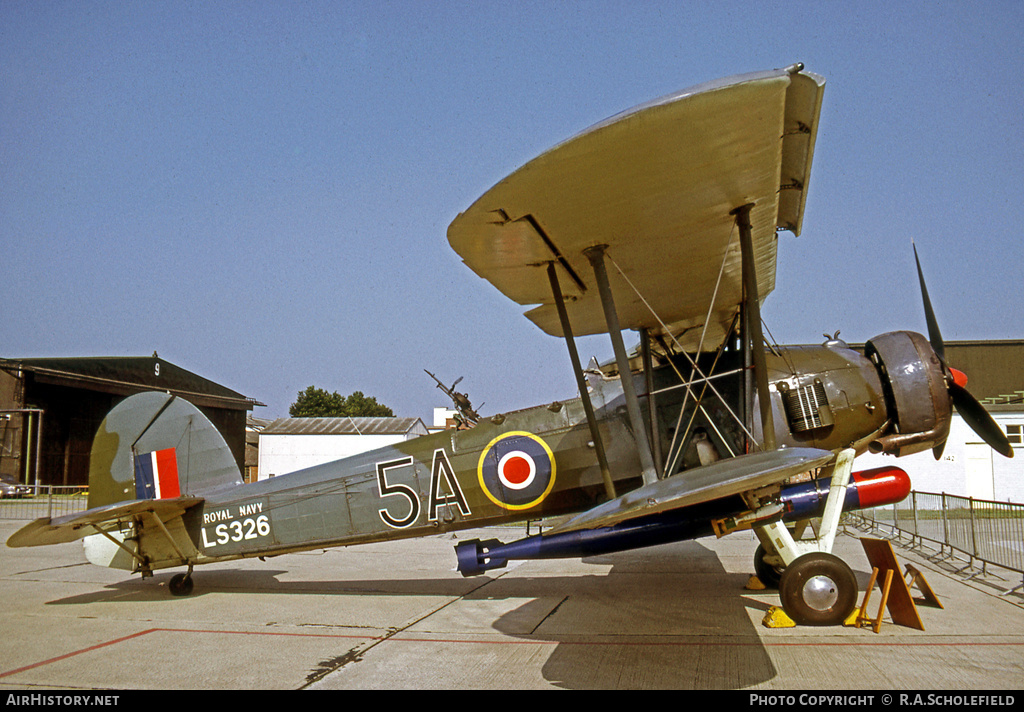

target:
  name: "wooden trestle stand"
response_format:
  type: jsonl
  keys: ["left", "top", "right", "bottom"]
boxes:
{"left": 846, "top": 538, "right": 942, "bottom": 632}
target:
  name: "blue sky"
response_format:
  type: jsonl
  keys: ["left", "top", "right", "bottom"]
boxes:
{"left": 3, "top": 1, "right": 1022, "bottom": 421}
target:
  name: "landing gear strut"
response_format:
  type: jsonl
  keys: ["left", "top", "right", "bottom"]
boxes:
{"left": 754, "top": 448, "right": 859, "bottom": 625}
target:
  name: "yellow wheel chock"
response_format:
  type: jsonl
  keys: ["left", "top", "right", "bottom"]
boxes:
{"left": 762, "top": 606, "right": 797, "bottom": 628}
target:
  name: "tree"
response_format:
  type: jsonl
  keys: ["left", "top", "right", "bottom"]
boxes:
{"left": 288, "top": 386, "right": 394, "bottom": 418}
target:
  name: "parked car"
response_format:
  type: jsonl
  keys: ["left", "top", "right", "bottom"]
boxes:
{"left": 0, "top": 475, "right": 33, "bottom": 498}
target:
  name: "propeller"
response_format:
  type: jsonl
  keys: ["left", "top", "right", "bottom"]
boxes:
{"left": 913, "top": 243, "right": 1013, "bottom": 459}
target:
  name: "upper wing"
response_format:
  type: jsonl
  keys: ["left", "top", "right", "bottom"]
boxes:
{"left": 448, "top": 66, "right": 825, "bottom": 351}
{"left": 546, "top": 447, "right": 834, "bottom": 534}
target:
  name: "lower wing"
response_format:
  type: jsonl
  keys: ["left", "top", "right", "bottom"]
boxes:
{"left": 548, "top": 447, "right": 834, "bottom": 534}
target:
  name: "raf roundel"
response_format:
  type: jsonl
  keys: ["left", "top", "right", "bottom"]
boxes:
{"left": 478, "top": 432, "right": 556, "bottom": 510}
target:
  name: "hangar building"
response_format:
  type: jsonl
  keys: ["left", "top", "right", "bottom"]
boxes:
{"left": 0, "top": 355, "right": 260, "bottom": 488}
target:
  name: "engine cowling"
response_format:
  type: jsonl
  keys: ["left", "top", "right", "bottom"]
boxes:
{"left": 864, "top": 330, "right": 951, "bottom": 457}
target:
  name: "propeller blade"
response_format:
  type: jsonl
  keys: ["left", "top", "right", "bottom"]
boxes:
{"left": 950, "top": 382, "right": 1014, "bottom": 458}
{"left": 913, "top": 242, "right": 946, "bottom": 367}
{"left": 912, "top": 244, "right": 1011, "bottom": 459}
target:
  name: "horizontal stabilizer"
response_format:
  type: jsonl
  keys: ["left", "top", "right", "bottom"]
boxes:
{"left": 548, "top": 447, "right": 833, "bottom": 534}
{"left": 6, "top": 496, "right": 203, "bottom": 548}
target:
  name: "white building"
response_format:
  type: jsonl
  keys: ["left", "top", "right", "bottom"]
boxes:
{"left": 854, "top": 403, "right": 1023, "bottom": 504}
{"left": 433, "top": 407, "right": 458, "bottom": 430}
{"left": 257, "top": 416, "right": 428, "bottom": 480}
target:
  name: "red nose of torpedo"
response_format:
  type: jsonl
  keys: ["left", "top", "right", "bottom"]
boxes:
{"left": 851, "top": 466, "right": 912, "bottom": 508}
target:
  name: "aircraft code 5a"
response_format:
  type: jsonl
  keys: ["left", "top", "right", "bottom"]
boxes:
{"left": 375, "top": 449, "right": 471, "bottom": 529}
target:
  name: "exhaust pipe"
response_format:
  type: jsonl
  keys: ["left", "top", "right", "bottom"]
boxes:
{"left": 868, "top": 423, "right": 947, "bottom": 456}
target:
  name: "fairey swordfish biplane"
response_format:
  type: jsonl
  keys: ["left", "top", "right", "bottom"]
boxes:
{"left": 9, "top": 65, "right": 1013, "bottom": 625}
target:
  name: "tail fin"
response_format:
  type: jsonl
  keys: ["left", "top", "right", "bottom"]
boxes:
{"left": 89, "top": 391, "right": 242, "bottom": 509}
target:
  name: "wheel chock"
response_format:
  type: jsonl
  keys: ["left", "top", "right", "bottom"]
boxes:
{"left": 745, "top": 574, "right": 767, "bottom": 591}
{"left": 842, "top": 609, "right": 862, "bottom": 627}
{"left": 762, "top": 606, "right": 796, "bottom": 628}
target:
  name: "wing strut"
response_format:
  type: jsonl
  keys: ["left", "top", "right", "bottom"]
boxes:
{"left": 546, "top": 262, "right": 617, "bottom": 499}
{"left": 583, "top": 245, "right": 659, "bottom": 486}
{"left": 734, "top": 203, "right": 777, "bottom": 451}
{"left": 639, "top": 328, "right": 664, "bottom": 476}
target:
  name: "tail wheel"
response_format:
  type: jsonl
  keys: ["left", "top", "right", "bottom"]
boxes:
{"left": 754, "top": 544, "right": 784, "bottom": 589}
{"left": 168, "top": 572, "right": 194, "bottom": 597}
{"left": 779, "top": 552, "right": 857, "bottom": 626}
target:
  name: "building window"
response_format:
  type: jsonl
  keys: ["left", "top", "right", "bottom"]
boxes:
{"left": 1007, "top": 424, "right": 1022, "bottom": 445}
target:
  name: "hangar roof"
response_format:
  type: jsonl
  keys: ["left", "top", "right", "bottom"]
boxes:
{"left": 0, "top": 355, "right": 261, "bottom": 411}
{"left": 262, "top": 417, "right": 427, "bottom": 436}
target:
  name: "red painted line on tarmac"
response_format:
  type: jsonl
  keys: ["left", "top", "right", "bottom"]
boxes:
{"left": 3, "top": 627, "right": 1022, "bottom": 679}
{"left": 0, "top": 628, "right": 386, "bottom": 679}
{"left": 0, "top": 627, "right": 384, "bottom": 679}
{"left": 354, "top": 637, "right": 1024, "bottom": 648}
{"left": 0, "top": 629, "right": 159, "bottom": 679}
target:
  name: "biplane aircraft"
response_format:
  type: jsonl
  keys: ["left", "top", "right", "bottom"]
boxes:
{"left": 8, "top": 64, "right": 1013, "bottom": 626}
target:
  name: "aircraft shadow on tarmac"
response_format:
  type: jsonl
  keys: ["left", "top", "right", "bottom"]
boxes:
{"left": 45, "top": 539, "right": 785, "bottom": 689}
{"left": 487, "top": 540, "right": 781, "bottom": 689}
{"left": 43, "top": 566, "right": 482, "bottom": 604}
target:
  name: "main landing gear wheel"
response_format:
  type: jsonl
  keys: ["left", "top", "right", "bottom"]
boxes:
{"left": 168, "top": 572, "right": 194, "bottom": 597}
{"left": 754, "top": 544, "right": 785, "bottom": 589}
{"left": 778, "top": 552, "right": 857, "bottom": 626}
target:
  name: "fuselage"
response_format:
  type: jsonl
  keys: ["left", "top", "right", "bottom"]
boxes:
{"left": 170, "top": 333, "right": 938, "bottom": 570}
{"left": 183, "top": 381, "right": 643, "bottom": 566}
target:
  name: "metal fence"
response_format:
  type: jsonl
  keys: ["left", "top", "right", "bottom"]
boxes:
{"left": 0, "top": 486, "right": 89, "bottom": 521}
{"left": 850, "top": 490, "right": 1024, "bottom": 595}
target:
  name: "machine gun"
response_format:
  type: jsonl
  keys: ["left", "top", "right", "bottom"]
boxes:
{"left": 424, "top": 370, "right": 481, "bottom": 427}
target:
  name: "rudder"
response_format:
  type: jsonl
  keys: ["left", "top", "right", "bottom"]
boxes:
{"left": 88, "top": 391, "right": 243, "bottom": 509}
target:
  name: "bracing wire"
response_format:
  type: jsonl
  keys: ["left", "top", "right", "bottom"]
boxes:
{"left": 604, "top": 235, "right": 759, "bottom": 452}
